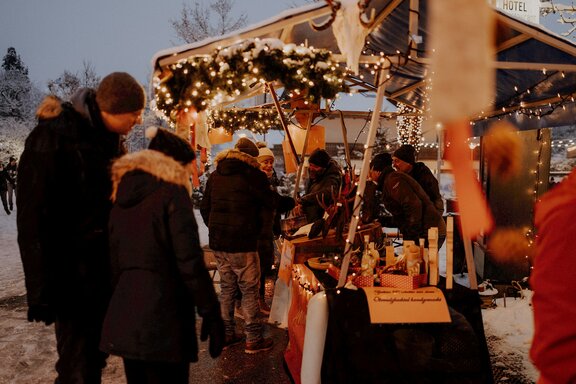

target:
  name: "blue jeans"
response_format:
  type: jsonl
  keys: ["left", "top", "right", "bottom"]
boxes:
{"left": 214, "top": 250, "right": 262, "bottom": 343}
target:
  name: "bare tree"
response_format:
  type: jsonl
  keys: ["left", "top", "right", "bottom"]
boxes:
{"left": 170, "top": 0, "right": 248, "bottom": 44}
{"left": 47, "top": 61, "right": 101, "bottom": 101}
{"left": 541, "top": 1, "right": 576, "bottom": 37}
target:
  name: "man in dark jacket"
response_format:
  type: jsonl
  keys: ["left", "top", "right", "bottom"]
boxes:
{"left": 293, "top": 148, "right": 342, "bottom": 223}
{"left": 200, "top": 137, "right": 276, "bottom": 354}
{"left": 393, "top": 144, "right": 444, "bottom": 215}
{"left": 17, "top": 72, "right": 146, "bottom": 384}
{"left": 101, "top": 127, "right": 224, "bottom": 383}
{"left": 370, "top": 153, "right": 446, "bottom": 247}
{"left": 5, "top": 156, "right": 17, "bottom": 211}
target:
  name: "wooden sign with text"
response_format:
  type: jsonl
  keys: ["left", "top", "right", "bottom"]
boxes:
{"left": 362, "top": 287, "right": 451, "bottom": 323}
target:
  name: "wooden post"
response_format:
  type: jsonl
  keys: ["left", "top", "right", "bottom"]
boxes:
{"left": 338, "top": 67, "right": 389, "bottom": 287}
{"left": 463, "top": 236, "right": 478, "bottom": 290}
{"left": 428, "top": 227, "right": 439, "bottom": 286}
{"left": 267, "top": 82, "right": 299, "bottom": 166}
{"left": 446, "top": 216, "right": 454, "bottom": 289}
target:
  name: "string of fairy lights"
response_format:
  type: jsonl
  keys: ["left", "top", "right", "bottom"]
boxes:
{"left": 206, "top": 107, "right": 283, "bottom": 134}
{"left": 396, "top": 102, "right": 423, "bottom": 147}
{"left": 153, "top": 37, "right": 349, "bottom": 123}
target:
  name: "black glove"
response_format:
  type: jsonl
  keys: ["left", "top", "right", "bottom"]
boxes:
{"left": 27, "top": 304, "right": 56, "bottom": 326}
{"left": 200, "top": 315, "right": 225, "bottom": 358}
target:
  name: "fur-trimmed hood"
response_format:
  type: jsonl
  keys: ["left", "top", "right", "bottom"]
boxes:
{"left": 36, "top": 88, "right": 97, "bottom": 123}
{"left": 213, "top": 148, "right": 261, "bottom": 173}
{"left": 111, "top": 150, "right": 192, "bottom": 203}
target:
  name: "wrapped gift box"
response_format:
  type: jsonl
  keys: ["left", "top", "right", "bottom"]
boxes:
{"left": 379, "top": 273, "right": 428, "bottom": 289}
{"left": 350, "top": 275, "right": 374, "bottom": 287}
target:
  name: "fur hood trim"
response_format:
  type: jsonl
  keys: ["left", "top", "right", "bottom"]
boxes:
{"left": 36, "top": 95, "right": 63, "bottom": 120}
{"left": 111, "top": 150, "right": 192, "bottom": 202}
{"left": 213, "top": 148, "right": 261, "bottom": 169}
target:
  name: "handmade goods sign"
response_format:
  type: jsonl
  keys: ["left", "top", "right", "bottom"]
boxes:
{"left": 362, "top": 287, "right": 451, "bottom": 324}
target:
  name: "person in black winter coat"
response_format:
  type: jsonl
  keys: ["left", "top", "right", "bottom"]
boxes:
{"left": 200, "top": 137, "right": 276, "bottom": 354}
{"left": 5, "top": 156, "right": 17, "bottom": 211}
{"left": 293, "top": 148, "right": 342, "bottom": 223}
{"left": 0, "top": 162, "right": 11, "bottom": 214}
{"left": 16, "top": 72, "right": 146, "bottom": 384}
{"left": 370, "top": 153, "right": 446, "bottom": 247}
{"left": 393, "top": 144, "right": 444, "bottom": 215}
{"left": 100, "top": 127, "right": 224, "bottom": 384}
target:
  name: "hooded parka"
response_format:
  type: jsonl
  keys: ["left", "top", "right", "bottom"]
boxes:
{"left": 100, "top": 150, "right": 220, "bottom": 363}
{"left": 200, "top": 149, "right": 275, "bottom": 253}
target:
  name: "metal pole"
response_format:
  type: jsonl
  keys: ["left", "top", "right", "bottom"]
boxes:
{"left": 338, "top": 67, "right": 389, "bottom": 287}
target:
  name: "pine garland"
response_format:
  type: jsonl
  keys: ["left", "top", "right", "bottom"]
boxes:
{"left": 206, "top": 107, "right": 283, "bottom": 134}
{"left": 154, "top": 38, "right": 348, "bottom": 121}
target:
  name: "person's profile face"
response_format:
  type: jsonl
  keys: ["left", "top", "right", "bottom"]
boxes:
{"left": 308, "top": 163, "right": 324, "bottom": 180}
{"left": 259, "top": 157, "right": 274, "bottom": 178}
{"left": 102, "top": 110, "right": 143, "bottom": 135}
{"left": 392, "top": 156, "right": 411, "bottom": 173}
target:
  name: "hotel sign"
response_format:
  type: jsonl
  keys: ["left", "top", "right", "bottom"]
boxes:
{"left": 494, "top": 0, "right": 540, "bottom": 24}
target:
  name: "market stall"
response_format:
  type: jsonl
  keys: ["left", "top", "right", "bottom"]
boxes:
{"left": 150, "top": 1, "right": 576, "bottom": 383}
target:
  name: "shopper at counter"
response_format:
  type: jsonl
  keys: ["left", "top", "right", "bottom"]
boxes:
{"left": 293, "top": 148, "right": 342, "bottom": 223}
{"left": 393, "top": 144, "right": 444, "bottom": 215}
{"left": 369, "top": 152, "right": 446, "bottom": 247}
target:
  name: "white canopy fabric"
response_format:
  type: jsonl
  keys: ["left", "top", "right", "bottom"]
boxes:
{"left": 152, "top": 0, "right": 576, "bottom": 136}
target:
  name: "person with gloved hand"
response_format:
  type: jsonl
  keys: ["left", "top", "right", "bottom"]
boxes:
{"left": 100, "top": 127, "right": 224, "bottom": 384}
{"left": 17, "top": 72, "right": 146, "bottom": 383}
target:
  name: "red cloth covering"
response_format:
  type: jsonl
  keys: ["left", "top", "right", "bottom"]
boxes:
{"left": 530, "top": 168, "right": 576, "bottom": 384}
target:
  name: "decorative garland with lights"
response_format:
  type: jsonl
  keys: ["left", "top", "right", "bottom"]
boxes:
{"left": 396, "top": 102, "right": 423, "bottom": 148}
{"left": 206, "top": 107, "right": 283, "bottom": 134}
{"left": 154, "top": 38, "right": 349, "bottom": 120}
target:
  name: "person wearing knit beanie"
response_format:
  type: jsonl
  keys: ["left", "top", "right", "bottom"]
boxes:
{"left": 16, "top": 70, "right": 148, "bottom": 384}
{"left": 392, "top": 144, "right": 444, "bottom": 215}
{"left": 393, "top": 144, "right": 416, "bottom": 167}
{"left": 370, "top": 152, "right": 393, "bottom": 172}
{"left": 96, "top": 72, "right": 146, "bottom": 115}
{"left": 234, "top": 137, "right": 259, "bottom": 157}
{"left": 308, "top": 148, "right": 331, "bottom": 168}
{"left": 145, "top": 127, "right": 196, "bottom": 166}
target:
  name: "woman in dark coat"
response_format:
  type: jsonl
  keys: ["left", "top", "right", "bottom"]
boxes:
{"left": 100, "top": 127, "right": 224, "bottom": 384}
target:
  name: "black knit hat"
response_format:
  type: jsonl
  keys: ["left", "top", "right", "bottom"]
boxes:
{"left": 393, "top": 144, "right": 416, "bottom": 164}
{"left": 96, "top": 72, "right": 146, "bottom": 114}
{"left": 234, "top": 137, "right": 259, "bottom": 157}
{"left": 370, "top": 153, "right": 392, "bottom": 171}
{"left": 146, "top": 127, "right": 196, "bottom": 165}
{"left": 308, "top": 148, "right": 331, "bottom": 168}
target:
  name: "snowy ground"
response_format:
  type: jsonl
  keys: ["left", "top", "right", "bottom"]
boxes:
{"left": 0, "top": 209, "right": 538, "bottom": 383}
